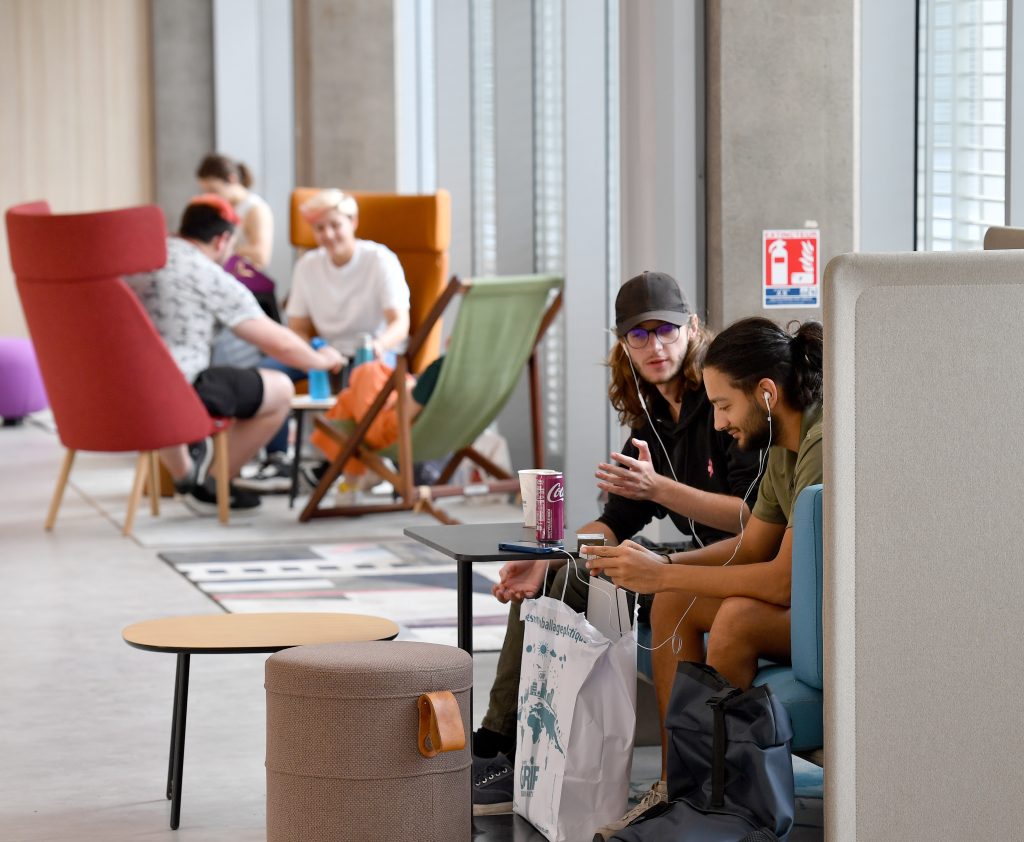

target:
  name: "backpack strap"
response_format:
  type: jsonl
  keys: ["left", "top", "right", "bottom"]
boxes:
{"left": 706, "top": 687, "right": 741, "bottom": 807}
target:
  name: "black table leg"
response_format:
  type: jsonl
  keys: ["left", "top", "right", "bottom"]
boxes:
{"left": 165, "top": 654, "right": 183, "bottom": 799}
{"left": 457, "top": 560, "right": 473, "bottom": 655}
{"left": 169, "top": 653, "right": 190, "bottom": 830}
{"left": 289, "top": 409, "right": 304, "bottom": 509}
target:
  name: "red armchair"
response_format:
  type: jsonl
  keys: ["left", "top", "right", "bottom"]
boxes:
{"left": 5, "top": 201, "right": 231, "bottom": 533}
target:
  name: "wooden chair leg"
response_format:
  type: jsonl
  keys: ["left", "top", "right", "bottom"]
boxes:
{"left": 124, "top": 451, "right": 149, "bottom": 536}
{"left": 212, "top": 430, "right": 230, "bottom": 525}
{"left": 45, "top": 449, "right": 76, "bottom": 531}
{"left": 148, "top": 452, "right": 161, "bottom": 516}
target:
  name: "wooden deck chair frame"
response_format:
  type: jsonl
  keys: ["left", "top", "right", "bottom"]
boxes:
{"left": 299, "top": 275, "right": 563, "bottom": 524}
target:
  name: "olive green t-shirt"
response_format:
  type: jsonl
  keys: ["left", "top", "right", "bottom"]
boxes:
{"left": 751, "top": 403, "right": 823, "bottom": 527}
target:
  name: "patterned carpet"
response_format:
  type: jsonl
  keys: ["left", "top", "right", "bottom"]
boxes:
{"left": 159, "top": 538, "right": 511, "bottom": 651}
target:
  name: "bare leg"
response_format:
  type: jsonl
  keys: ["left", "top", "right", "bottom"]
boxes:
{"left": 705, "top": 596, "right": 791, "bottom": 689}
{"left": 158, "top": 444, "right": 190, "bottom": 482}
{"left": 226, "top": 370, "right": 294, "bottom": 476}
{"left": 650, "top": 591, "right": 721, "bottom": 778}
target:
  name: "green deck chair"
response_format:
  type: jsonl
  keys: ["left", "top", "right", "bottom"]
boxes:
{"left": 300, "top": 274, "right": 564, "bottom": 523}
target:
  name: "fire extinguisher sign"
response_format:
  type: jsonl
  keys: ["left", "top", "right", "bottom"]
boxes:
{"left": 762, "top": 229, "right": 820, "bottom": 309}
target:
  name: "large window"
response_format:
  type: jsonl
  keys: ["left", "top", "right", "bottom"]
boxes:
{"left": 916, "top": 0, "right": 1007, "bottom": 250}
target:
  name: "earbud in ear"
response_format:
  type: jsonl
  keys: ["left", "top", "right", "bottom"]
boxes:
{"left": 763, "top": 392, "right": 771, "bottom": 413}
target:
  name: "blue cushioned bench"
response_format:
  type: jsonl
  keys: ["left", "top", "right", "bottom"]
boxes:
{"left": 636, "top": 484, "right": 824, "bottom": 754}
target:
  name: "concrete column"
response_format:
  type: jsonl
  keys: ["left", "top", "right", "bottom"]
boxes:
{"left": 619, "top": 0, "right": 704, "bottom": 316}
{"left": 563, "top": 0, "right": 614, "bottom": 529}
{"left": 705, "top": 0, "right": 855, "bottom": 328}
{"left": 294, "top": 0, "right": 397, "bottom": 189}
{"left": 150, "top": 0, "right": 216, "bottom": 231}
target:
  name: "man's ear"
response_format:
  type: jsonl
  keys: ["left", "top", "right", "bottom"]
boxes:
{"left": 757, "top": 378, "right": 778, "bottom": 410}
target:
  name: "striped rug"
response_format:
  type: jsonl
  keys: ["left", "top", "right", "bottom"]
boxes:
{"left": 159, "top": 539, "right": 511, "bottom": 651}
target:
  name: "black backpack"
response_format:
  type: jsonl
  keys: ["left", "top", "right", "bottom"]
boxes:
{"left": 611, "top": 662, "right": 795, "bottom": 842}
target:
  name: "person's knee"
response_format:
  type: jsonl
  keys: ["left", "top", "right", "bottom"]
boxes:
{"left": 651, "top": 592, "right": 693, "bottom": 636}
{"left": 258, "top": 369, "right": 295, "bottom": 412}
{"left": 706, "top": 597, "right": 762, "bottom": 660}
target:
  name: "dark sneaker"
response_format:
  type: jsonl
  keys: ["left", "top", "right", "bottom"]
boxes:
{"left": 233, "top": 452, "right": 292, "bottom": 494}
{"left": 174, "top": 438, "right": 214, "bottom": 495}
{"left": 471, "top": 726, "right": 516, "bottom": 760}
{"left": 472, "top": 752, "right": 514, "bottom": 816}
{"left": 592, "top": 780, "right": 668, "bottom": 840}
{"left": 182, "top": 478, "right": 262, "bottom": 516}
{"left": 297, "top": 460, "right": 329, "bottom": 490}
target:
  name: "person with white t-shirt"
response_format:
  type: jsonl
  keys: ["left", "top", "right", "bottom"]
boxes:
{"left": 286, "top": 189, "right": 410, "bottom": 360}
{"left": 239, "top": 189, "right": 411, "bottom": 493}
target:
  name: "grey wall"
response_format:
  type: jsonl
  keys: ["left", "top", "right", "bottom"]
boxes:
{"left": 705, "top": 0, "right": 855, "bottom": 328}
{"left": 213, "top": 0, "right": 295, "bottom": 295}
{"left": 150, "top": 0, "right": 215, "bottom": 231}
{"left": 294, "top": 0, "right": 396, "bottom": 189}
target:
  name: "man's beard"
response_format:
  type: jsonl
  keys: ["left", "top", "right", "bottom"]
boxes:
{"left": 643, "top": 353, "right": 685, "bottom": 386}
{"left": 739, "top": 402, "right": 773, "bottom": 451}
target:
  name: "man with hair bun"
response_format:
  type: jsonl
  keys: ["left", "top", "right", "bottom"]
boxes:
{"left": 586, "top": 316, "right": 823, "bottom": 834}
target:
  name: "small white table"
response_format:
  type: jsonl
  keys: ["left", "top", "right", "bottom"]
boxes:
{"left": 288, "top": 394, "right": 335, "bottom": 507}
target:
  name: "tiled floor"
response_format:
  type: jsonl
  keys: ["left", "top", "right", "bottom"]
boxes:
{"left": 0, "top": 416, "right": 822, "bottom": 841}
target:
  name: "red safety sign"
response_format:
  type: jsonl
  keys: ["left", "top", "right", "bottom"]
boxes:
{"left": 762, "top": 229, "right": 820, "bottom": 309}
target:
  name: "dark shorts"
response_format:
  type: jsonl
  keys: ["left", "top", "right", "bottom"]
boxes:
{"left": 192, "top": 366, "right": 264, "bottom": 419}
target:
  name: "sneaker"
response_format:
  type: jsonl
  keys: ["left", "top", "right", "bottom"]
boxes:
{"left": 472, "top": 751, "right": 514, "bottom": 816}
{"left": 173, "top": 438, "right": 213, "bottom": 494}
{"left": 471, "top": 726, "right": 515, "bottom": 760}
{"left": 182, "top": 478, "right": 262, "bottom": 516}
{"left": 592, "top": 780, "right": 668, "bottom": 841}
{"left": 297, "top": 460, "right": 329, "bottom": 490}
{"left": 232, "top": 452, "right": 292, "bottom": 494}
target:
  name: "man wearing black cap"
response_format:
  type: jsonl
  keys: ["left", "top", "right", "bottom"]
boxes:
{"left": 471, "top": 272, "right": 763, "bottom": 825}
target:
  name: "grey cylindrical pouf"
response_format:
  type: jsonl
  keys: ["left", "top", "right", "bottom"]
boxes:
{"left": 266, "top": 640, "right": 472, "bottom": 842}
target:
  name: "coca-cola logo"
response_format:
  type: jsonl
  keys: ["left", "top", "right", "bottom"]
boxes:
{"left": 546, "top": 482, "right": 564, "bottom": 503}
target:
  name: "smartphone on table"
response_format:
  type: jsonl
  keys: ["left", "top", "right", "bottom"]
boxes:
{"left": 498, "top": 540, "right": 563, "bottom": 554}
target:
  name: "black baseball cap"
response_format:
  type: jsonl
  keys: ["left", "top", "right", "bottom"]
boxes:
{"left": 615, "top": 271, "right": 691, "bottom": 334}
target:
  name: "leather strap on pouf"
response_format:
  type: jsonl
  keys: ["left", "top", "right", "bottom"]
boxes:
{"left": 418, "top": 691, "right": 465, "bottom": 757}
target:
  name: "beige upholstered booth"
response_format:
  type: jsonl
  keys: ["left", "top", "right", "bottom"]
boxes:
{"left": 824, "top": 249, "right": 1024, "bottom": 841}
{"left": 982, "top": 224, "right": 1024, "bottom": 250}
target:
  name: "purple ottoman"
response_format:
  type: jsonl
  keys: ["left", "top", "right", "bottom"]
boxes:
{"left": 0, "top": 337, "right": 48, "bottom": 425}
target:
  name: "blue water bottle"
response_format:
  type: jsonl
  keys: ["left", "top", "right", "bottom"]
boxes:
{"left": 353, "top": 333, "right": 375, "bottom": 369}
{"left": 308, "top": 337, "right": 331, "bottom": 400}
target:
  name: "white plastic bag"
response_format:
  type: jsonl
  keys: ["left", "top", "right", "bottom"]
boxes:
{"left": 513, "top": 594, "right": 637, "bottom": 842}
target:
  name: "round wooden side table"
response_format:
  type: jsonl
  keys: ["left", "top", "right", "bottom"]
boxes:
{"left": 123, "top": 612, "right": 400, "bottom": 830}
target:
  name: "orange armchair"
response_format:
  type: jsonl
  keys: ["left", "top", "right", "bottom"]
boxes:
{"left": 5, "top": 201, "right": 232, "bottom": 533}
{"left": 289, "top": 189, "right": 451, "bottom": 374}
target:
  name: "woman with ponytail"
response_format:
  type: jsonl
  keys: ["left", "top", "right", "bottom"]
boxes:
{"left": 196, "top": 153, "right": 274, "bottom": 269}
{"left": 586, "top": 316, "right": 824, "bottom": 807}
